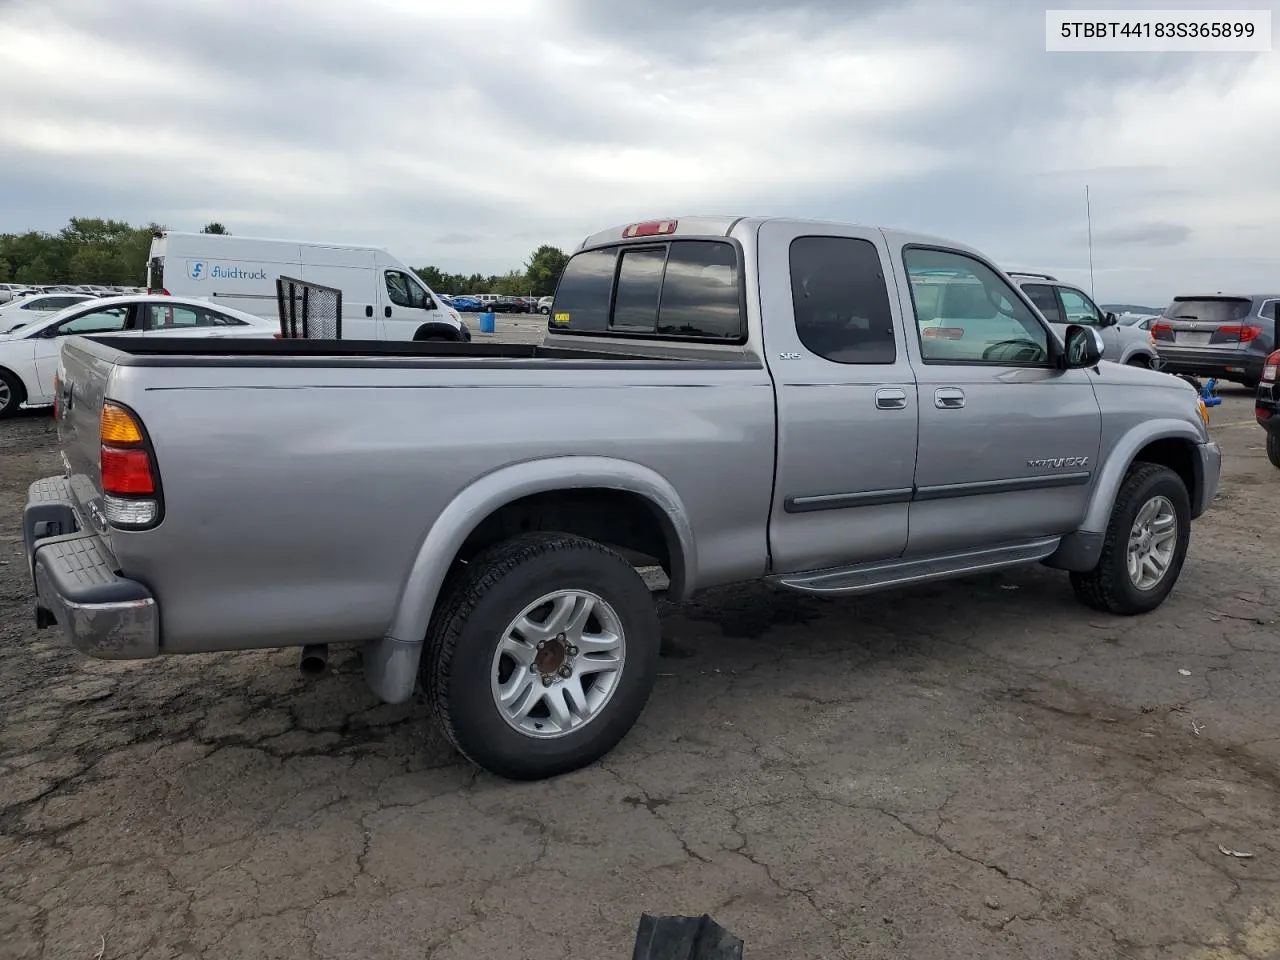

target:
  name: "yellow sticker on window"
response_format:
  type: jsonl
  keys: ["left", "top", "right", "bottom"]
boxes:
{"left": 552, "top": 312, "right": 571, "bottom": 325}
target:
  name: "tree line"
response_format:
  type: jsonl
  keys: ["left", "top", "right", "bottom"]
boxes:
{"left": 0, "top": 218, "right": 569, "bottom": 297}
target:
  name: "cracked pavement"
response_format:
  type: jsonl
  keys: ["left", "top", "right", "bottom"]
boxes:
{"left": 4, "top": 387, "right": 1280, "bottom": 959}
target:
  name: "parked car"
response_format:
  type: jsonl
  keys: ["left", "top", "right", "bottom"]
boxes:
{"left": 1118, "top": 313, "right": 1158, "bottom": 332}
{"left": 0, "top": 294, "right": 277, "bottom": 417}
{"left": 26, "top": 215, "right": 1219, "bottom": 781}
{"left": 1008, "top": 273, "right": 1159, "bottom": 368}
{"left": 0, "top": 283, "right": 30, "bottom": 305}
{"left": 491, "top": 296, "right": 531, "bottom": 313}
{"left": 1255, "top": 348, "right": 1280, "bottom": 467}
{"left": 449, "top": 295, "right": 484, "bottom": 312}
{"left": 537, "top": 296, "right": 553, "bottom": 315}
{"left": 0, "top": 293, "right": 99, "bottom": 334}
{"left": 1150, "top": 294, "right": 1279, "bottom": 388}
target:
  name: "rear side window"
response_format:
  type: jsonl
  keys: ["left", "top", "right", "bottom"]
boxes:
{"left": 1163, "top": 297, "right": 1251, "bottom": 324}
{"left": 1021, "top": 283, "right": 1063, "bottom": 323}
{"left": 788, "top": 236, "right": 896, "bottom": 364}
{"left": 1259, "top": 300, "right": 1277, "bottom": 321}
{"left": 550, "top": 240, "right": 744, "bottom": 341}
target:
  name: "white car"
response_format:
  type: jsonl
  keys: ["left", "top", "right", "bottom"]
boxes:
{"left": 0, "top": 294, "right": 278, "bottom": 417}
{"left": 0, "top": 292, "right": 100, "bottom": 331}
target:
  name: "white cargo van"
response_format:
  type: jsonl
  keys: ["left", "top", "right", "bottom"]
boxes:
{"left": 146, "top": 231, "right": 469, "bottom": 341}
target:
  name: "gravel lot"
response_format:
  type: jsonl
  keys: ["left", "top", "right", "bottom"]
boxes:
{"left": 3, "top": 354, "right": 1280, "bottom": 959}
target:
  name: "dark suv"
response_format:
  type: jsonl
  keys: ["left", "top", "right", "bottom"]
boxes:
{"left": 1152, "top": 294, "right": 1279, "bottom": 388}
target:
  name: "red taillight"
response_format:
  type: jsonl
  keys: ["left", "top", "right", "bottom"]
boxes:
{"left": 101, "top": 447, "right": 155, "bottom": 495}
{"left": 1217, "top": 324, "right": 1263, "bottom": 342}
{"left": 922, "top": 327, "right": 964, "bottom": 339}
{"left": 1151, "top": 321, "right": 1173, "bottom": 341}
{"left": 622, "top": 220, "right": 678, "bottom": 238}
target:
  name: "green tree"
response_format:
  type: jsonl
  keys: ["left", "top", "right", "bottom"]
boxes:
{"left": 525, "top": 245, "right": 568, "bottom": 297}
{"left": 492, "top": 270, "right": 529, "bottom": 296}
{"left": 201, "top": 222, "right": 229, "bottom": 235}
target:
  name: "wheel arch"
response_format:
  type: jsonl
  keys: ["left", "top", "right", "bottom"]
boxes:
{"left": 363, "top": 457, "right": 696, "bottom": 704}
{"left": 412, "top": 321, "right": 465, "bottom": 341}
{"left": 0, "top": 362, "right": 32, "bottom": 411}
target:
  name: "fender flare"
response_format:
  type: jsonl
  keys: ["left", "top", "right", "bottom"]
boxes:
{"left": 412, "top": 320, "right": 466, "bottom": 341}
{"left": 1080, "top": 419, "right": 1205, "bottom": 534}
{"left": 0, "top": 362, "right": 35, "bottom": 406}
{"left": 364, "top": 457, "right": 696, "bottom": 704}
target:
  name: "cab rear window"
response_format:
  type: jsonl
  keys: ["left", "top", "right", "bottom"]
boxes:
{"left": 550, "top": 239, "right": 745, "bottom": 342}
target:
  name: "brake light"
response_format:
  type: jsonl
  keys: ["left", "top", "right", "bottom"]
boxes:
{"left": 1151, "top": 322, "right": 1173, "bottom": 341}
{"left": 622, "top": 220, "right": 678, "bottom": 238}
{"left": 99, "top": 402, "right": 161, "bottom": 527}
{"left": 922, "top": 327, "right": 964, "bottom": 339}
{"left": 1263, "top": 350, "right": 1280, "bottom": 384}
{"left": 1218, "top": 324, "right": 1263, "bottom": 342}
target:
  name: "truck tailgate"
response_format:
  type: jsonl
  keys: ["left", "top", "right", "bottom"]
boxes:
{"left": 56, "top": 335, "right": 117, "bottom": 549}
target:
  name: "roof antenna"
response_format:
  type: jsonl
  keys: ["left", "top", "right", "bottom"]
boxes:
{"left": 1086, "top": 184, "right": 1096, "bottom": 300}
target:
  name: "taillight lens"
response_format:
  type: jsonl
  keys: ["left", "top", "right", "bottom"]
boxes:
{"left": 1151, "top": 322, "right": 1173, "bottom": 341}
{"left": 99, "top": 401, "right": 161, "bottom": 527}
{"left": 1263, "top": 350, "right": 1280, "bottom": 384}
{"left": 1217, "top": 324, "right": 1263, "bottom": 343}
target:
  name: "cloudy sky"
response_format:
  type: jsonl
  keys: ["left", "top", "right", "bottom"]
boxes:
{"left": 1, "top": 0, "right": 1276, "bottom": 303}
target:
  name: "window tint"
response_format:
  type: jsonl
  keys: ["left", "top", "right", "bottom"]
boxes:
{"left": 904, "top": 247, "right": 1049, "bottom": 365}
{"left": 550, "top": 248, "right": 615, "bottom": 331}
{"left": 611, "top": 247, "right": 666, "bottom": 332}
{"left": 145, "top": 304, "right": 244, "bottom": 329}
{"left": 657, "top": 241, "right": 741, "bottom": 338}
{"left": 53, "top": 307, "right": 130, "bottom": 336}
{"left": 1258, "top": 300, "right": 1276, "bottom": 321}
{"left": 1021, "top": 284, "right": 1063, "bottom": 323}
{"left": 1162, "top": 298, "right": 1251, "bottom": 324}
{"left": 1057, "top": 287, "right": 1101, "bottom": 324}
{"left": 385, "top": 270, "right": 430, "bottom": 309}
{"left": 789, "top": 236, "right": 895, "bottom": 364}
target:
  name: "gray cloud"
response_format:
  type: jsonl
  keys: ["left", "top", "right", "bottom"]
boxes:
{"left": 0, "top": 0, "right": 1277, "bottom": 301}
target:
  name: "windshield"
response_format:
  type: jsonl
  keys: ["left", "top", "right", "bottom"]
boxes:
{"left": 1162, "top": 297, "right": 1251, "bottom": 323}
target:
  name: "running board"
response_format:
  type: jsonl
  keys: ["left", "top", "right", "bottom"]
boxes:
{"left": 770, "top": 536, "right": 1061, "bottom": 596}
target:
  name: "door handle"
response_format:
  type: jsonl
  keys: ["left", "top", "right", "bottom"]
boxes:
{"left": 875, "top": 387, "right": 907, "bottom": 410}
{"left": 365, "top": 305, "right": 373, "bottom": 318}
{"left": 934, "top": 387, "right": 965, "bottom": 409}
{"left": 384, "top": 306, "right": 392, "bottom": 319}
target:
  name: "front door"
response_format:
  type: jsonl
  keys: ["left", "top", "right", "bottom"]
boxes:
{"left": 893, "top": 244, "right": 1102, "bottom": 556}
{"left": 380, "top": 269, "right": 444, "bottom": 341}
{"left": 760, "top": 221, "right": 920, "bottom": 574}
{"left": 32, "top": 304, "right": 135, "bottom": 403}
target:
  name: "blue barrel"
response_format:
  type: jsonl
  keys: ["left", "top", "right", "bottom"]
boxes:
{"left": 478, "top": 310, "right": 496, "bottom": 334}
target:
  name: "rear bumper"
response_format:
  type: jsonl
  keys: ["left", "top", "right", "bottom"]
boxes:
{"left": 25, "top": 476, "right": 159, "bottom": 660}
{"left": 1156, "top": 347, "right": 1263, "bottom": 381}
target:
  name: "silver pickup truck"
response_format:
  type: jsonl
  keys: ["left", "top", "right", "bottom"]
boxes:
{"left": 25, "top": 215, "right": 1221, "bottom": 781}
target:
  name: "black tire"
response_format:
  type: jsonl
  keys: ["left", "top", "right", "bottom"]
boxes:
{"left": 1070, "top": 463, "right": 1190, "bottom": 616}
{"left": 0, "top": 368, "right": 25, "bottom": 419}
{"left": 1267, "top": 431, "right": 1280, "bottom": 469}
{"left": 423, "top": 532, "right": 660, "bottom": 780}
{"left": 1125, "top": 355, "right": 1152, "bottom": 369}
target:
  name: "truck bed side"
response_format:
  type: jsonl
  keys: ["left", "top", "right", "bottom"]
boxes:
{"left": 56, "top": 337, "right": 776, "bottom": 654}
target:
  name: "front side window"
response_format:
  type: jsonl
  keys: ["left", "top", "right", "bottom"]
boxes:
{"left": 789, "top": 236, "right": 896, "bottom": 364}
{"left": 1021, "top": 283, "right": 1064, "bottom": 323}
{"left": 50, "top": 306, "right": 130, "bottom": 336}
{"left": 385, "top": 270, "right": 429, "bottom": 309}
{"left": 904, "top": 247, "right": 1050, "bottom": 365}
{"left": 1259, "top": 300, "right": 1277, "bottom": 322}
{"left": 1057, "top": 287, "right": 1103, "bottom": 325}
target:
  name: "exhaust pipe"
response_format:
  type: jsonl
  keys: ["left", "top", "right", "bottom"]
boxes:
{"left": 299, "top": 643, "right": 329, "bottom": 676}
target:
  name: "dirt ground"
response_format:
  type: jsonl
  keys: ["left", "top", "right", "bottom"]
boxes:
{"left": 3, "top": 376, "right": 1280, "bottom": 960}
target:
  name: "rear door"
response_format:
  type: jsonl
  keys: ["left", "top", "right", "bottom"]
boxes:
{"left": 891, "top": 242, "right": 1102, "bottom": 555}
{"left": 760, "top": 221, "right": 920, "bottom": 573}
{"left": 32, "top": 303, "right": 137, "bottom": 402}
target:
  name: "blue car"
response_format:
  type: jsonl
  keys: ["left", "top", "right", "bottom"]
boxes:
{"left": 449, "top": 295, "right": 484, "bottom": 312}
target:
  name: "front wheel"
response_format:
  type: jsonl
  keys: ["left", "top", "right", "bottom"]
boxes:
{"left": 0, "top": 369, "right": 24, "bottom": 419}
{"left": 423, "top": 532, "right": 660, "bottom": 780}
{"left": 1267, "top": 431, "right": 1280, "bottom": 469}
{"left": 1125, "top": 355, "right": 1152, "bottom": 369}
{"left": 1070, "top": 463, "right": 1190, "bottom": 615}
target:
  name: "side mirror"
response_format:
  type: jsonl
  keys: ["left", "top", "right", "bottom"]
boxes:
{"left": 1063, "top": 324, "right": 1104, "bottom": 368}
{"left": 1103, "top": 311, "right": 1118, "bottom": 326}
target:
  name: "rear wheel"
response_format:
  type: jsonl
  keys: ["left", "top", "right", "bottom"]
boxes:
{"left": 423, "top": 532, "right": 660, "bottom": 780}
{"left": 1267, "top": 431, "right": 1280, "bottom": 469}
{"left": 1070, "top": 463, "right": 1190, "bottom": 615}
{"left": 0, "top": 368, "right": 25, "bottom": 419}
